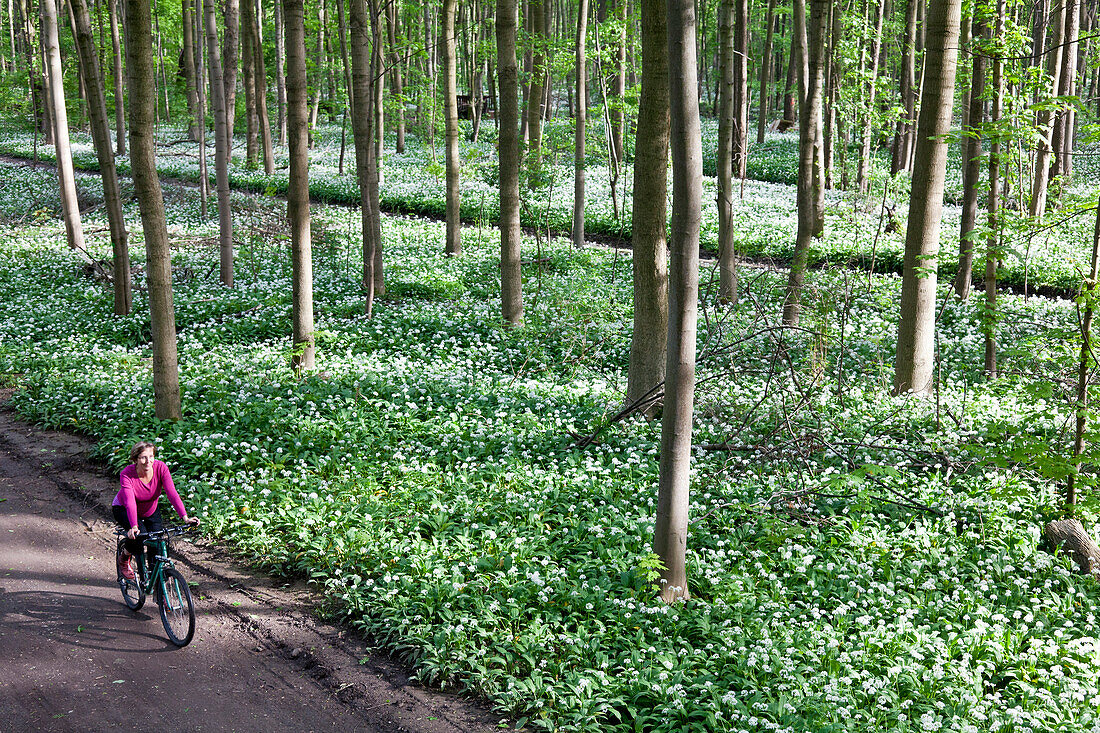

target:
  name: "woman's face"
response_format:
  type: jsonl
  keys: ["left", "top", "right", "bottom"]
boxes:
{"left": 136, "top": 447, "right": 155, "bottom": 473}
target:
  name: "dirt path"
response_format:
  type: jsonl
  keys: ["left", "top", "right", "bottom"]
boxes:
{"left": 0, "top": 405, "right": 502, "bottom": 733}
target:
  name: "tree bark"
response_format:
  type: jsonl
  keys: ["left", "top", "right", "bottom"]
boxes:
{"left": 386, "top": 0, "right": 405, "bottom": 154}
{"left": 856, "top": 0, "right": 884, "bottom": 194}
{"left": 955, "top": 12, "right": 987, "bottom": 300}
{"left": 716, "top": 0, "right": 737, "bottom": 303}
{"left": 72, "top": 0, "right": 130, "bottom": 315}
{"left": 656, "top": 0, "right": 702, "bottom": 604}
{"left": 607, "top": 0, "right": 625, "bottom": 164}
{"left": 442, "top": 0, "right": 461, "bottom": 255}
{"left": 108, "top": 0, "right": 125, "bottom": 154}
{"left": 1066, "top": 186, "right": 1100, "bottom": 507}
{"left": 205, "top": 0, "right": 234, "bottom": 287}
{"left": 525, "top": 0, "right": 546, "bottom": 186}
{"left": 283, "top": 0, "right": 315, "bottom": 368}
{"left": 625, "top": 0, "right": 668, "bottom": 416}
{"left": 1044, "top": 519, "right": 1100, "bottom": 576}
{"left": 40, "top": 0, "right": 85, "bottom": 250}
{"left": 222, "top": 0, "right": 240, "bottom": 150}
{"left": 573, "top": 0, "right": 588, "bottom": 249}
{"left": 274, "top": 0, "right": 286, "bottom": 145}
{"left": 349, "top": 0, "right": 376, "bottom": 313}
{"left": 757, "top": 0, "right": 776, "bottom": 144}
{"left": 731, "top": 0, "right": 748, "bottom": 179}
{"left": 252, "top": 0, "right": 273, "bottom": 174}
{"left": 1029, "top": 0, "right": 1065, "bottom": 217}
{"left": 125, "top": 0, "right": 182, "bottom": 419}
{"left": 782, "top": 0, "right": 826, "bottom": 327}
{"left": 498, "top": 0, "right": 523, "bottom": 326}
{"left": 893, "top": 0, "right": 963, "bottom": 395}
{"left": 983, "top": 0, "right": 1004, "bottom": 377}
{"left": 181, "top": 0, "right": 201, "bottom": 141}
{"left": 1049, "top": 0, "right": 1080, "bottom": 183}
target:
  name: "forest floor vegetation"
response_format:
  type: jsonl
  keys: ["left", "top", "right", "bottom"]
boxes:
{"left": 2, "top": 130, "right": 1100, "bottom": 731}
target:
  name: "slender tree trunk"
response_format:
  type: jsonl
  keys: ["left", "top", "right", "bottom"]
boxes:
{"left": 195, "top": 0, "right": 208, "bottom": 217}
{"left": 1067, "top": 188, "right": 1100, "bottom": 508}
{"left": 387, "top": 0, "right": 405, "bottom": 153}
{"left": 782, "top": 0, "right": 826, "bottom": 327}
{"left": 526, "top": 0, "right": 546, "bottom": 185}
{"left": 40, "top": 0, "right": 84, "bottom": 251}
{"left": 242, "top": 0, "right": 258, "bottom": 166}
{"left": 856, "top": 0, "right": 884, "bottom": 194}
{"left": 283, "top": 0, "right": 314, "bottom": 367}
{"left": 1050, "top": 0, "right": 1080, "bottom": 183}
{"left": 626, "top": 0, "right": 669, "bottom": 416}
{"left": 656, "top": 0, "right": 702, "bottom": 605}
{"left": 573, "top": 0, "right": 588, "bottom": 249}
{"left": 182, "top": 0, "right": 200, "bottom": 140}
{"left": 780, "top": 21, "right": 798, "bottom": 129}
{"left": 891, "top": 0, "right": 919, "bottom": 174}
{"left": 1030, "top": 0, "right": 1065, "bottom": 217}
{"left": 731, "top": 0, "right": 748, "bottom": 178}
{"left": 125, "top": 0, "right": 181, "bottom": 418}
{"left": 984, "top": 0, "right": 1004, "bottom": 377}
{"left": 274, "top": 0, "right": 285, "bottom": 145}
{"left": 956, "top": 12, "right": 987, "bottom": 300}
{"left": 442, "top": 0, "right": 461, "bottom": 255}
{"left": 757, "top": 0, "right": 776, "bottom": 143}
{"left": 206, "top": 0, "right": 234, "bottom": 286}
{"left": 894, "top": 0, "right": 963, "bottom": 395}
{"left": 370, "top": 0, "right": 385, "bottom": 189}
{"left": 72, "top": 0, "right": 130, "bottom": 315}
{"left": 253, "top": 0, "right": 273, "bottom": 174}
{"left": 498, "top": 0, "right": 523, "bottom": 326}
{"left": 716, "top": 0, "right": 737, "bottom": 303}
{"left": 607, "top": 0, "right": 625, "bottom": 163}
{"left": 223, "top": 0, "right": 239, "bottom": 148}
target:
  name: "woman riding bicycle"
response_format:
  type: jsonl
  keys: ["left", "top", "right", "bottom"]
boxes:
{"left": 113, "top": 441, "right": 199, "bottom": 580}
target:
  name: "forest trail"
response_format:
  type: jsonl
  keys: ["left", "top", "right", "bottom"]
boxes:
{"left": 0, "top": 400, "right": 501, "bottom": 733}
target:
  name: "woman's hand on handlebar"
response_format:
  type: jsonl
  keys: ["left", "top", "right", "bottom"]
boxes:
{"left": 185, "top": 516, "right": 200, "bottom": 527}
{"left": 127, "top": 526, "right": 140, "bottom": 540}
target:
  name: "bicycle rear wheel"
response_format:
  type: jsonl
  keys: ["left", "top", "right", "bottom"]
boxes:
{"left": 116, "top": 540, "right": 145, "bottom": 611}
{"left": 158, "top": 567, "right": 195, "bottom": 647}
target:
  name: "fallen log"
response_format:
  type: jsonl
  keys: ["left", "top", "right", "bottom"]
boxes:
{"left": 1043, "top": 518, "right": 1100, "bottom": 577}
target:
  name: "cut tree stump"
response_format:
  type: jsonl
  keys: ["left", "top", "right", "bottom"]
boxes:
{"left": 1043, "top": 519, "right": 1100, "bottom": 577}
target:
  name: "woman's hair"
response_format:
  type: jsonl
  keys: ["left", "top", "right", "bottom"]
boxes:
{"left": 129, "top": 441, "right": 157, "bottom": 464}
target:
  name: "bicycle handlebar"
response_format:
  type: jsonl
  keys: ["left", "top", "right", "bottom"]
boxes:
{"left": 116, "top": 525, "right": 196, "bottom": 542}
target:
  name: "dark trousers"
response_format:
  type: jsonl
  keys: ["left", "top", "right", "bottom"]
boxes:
{"left": 112, "top": 505, "right": 164, "bottom": 571}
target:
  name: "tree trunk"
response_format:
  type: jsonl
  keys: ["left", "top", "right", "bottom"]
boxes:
{"left": 1029, "top": 0, "right": 1065, "bottom": 217}
{"left": 1066, "top": 187, "right": 1100, "bottom": 507}
{"left": 386, "top": 0, "right": 404, "bottom": 154}
{"left": 241, "top": 0, "right": 257, "bottom": 166}
{"left": 856, "top": 0, "right": 884, "bottom": 194}
{"left": 109, "top": 0, "right": 125, "bottom": 154}
{"left": 181, "top": 0, "right": 200, "bottom": 140}
{"left": 125, "top": 0, "right": 182, "bottom": 419}
{"left": 573, "top": 0, "right": 588, "bottom": 249}
{"left": 782, "top": 0, "right": 826, "bottom": 327}
{"left": 1049, "top": 0, "right": 1080, "bottom": 183}
{"left": 1044, "top": 519, "right": 1100, "bottom": 576}
{"left": 893, "top": 0, "right": 963, "bottom": 395}
{"left": 983, "top": 0, "right": 1004, "bottom": 377}
{"left": 891, "top": 0, "right": 919, "bottom": 175}
{"left": 607, "top": 0, "right": 625, "bottom": 164}
{"left": 525, "top": 0, "right": 546, "bottom": 186}
{"left": 283, "top": 0, "right": 315, "bottom": 368}
{"left": 779, "top": 21, "right": 798, "bottom": 129}
{"left": 955, "top": 12, "right": 987, "bottom": 300}
{"left": 656, "top": 0, "right": 702, "bottom": 605}
{"left": 41, "top": 0, "right": 84, "bottom": 250}
{"left": 195, "top": 0, "right": 208, "bottom": 217}
{"left": 497, "top": 0, "right": 523, "bottom": 326}
{"left": 252, "top": 0, "right": 273, "bottom": 174}
{"left": 626, "top": 0, "right": 668, "bottom": 416}
{"left": 442, "top": 0, "right": 461, "bottom": 255}
{"left": 757, "top": 0, "right": 776, "bottom": 143}
{"left": 205, "top": 0, "right": 234, "bottom": 287}
{"left": 731, "top": 0, "right": 748, "bottom": 179}
{"left": 370, "top": 0, "right": 385, "bottom": 190}
{"left": 222, "top": 0, "right": 240, "bottom": 149}
{"left": 274, "top": 0, "right": 285, "bottom": 145}
{"left": 716, "top": 0, "right": 737, "bottom": 303}
{"left": 72, "top": 0, "right": 130, "bottom": 315}
{"left": 349, "top": 0, "right": 376, "bottom": 312}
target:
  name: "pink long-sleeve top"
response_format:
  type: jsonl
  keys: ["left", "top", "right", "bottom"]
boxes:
{"left": 112, "top": 460, "right": 188, "bottom": 527}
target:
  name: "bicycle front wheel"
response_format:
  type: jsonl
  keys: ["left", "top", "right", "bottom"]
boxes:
{"left": 116, "top": 541, "right": 145, "bottom": 611}
{"left": 158, "top": 567, "right": 195, "bottom": 647}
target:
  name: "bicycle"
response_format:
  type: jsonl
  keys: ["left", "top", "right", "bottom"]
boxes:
{"left": 114, "top": 525, "right": 196, "bottom": 647}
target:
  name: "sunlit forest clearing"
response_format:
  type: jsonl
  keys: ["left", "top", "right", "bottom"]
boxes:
{"left": 5, "top": 0, "right": 1100, "bottom": 729}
